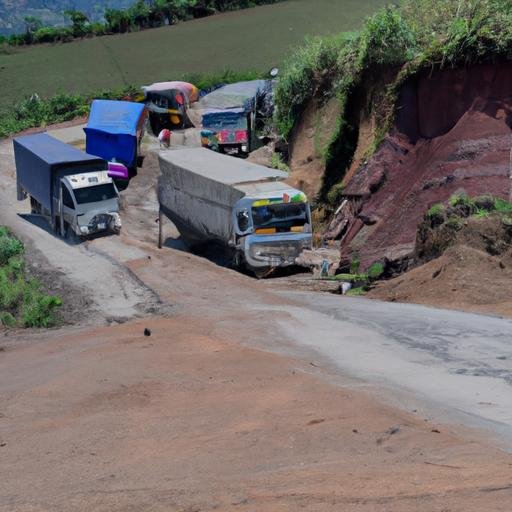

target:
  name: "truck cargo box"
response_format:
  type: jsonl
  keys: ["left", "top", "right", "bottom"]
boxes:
{"left": 13, "top": 133, "right": 106, "bottom": 215}
{"left": 158, "top": 148, "right": 288, "bottom": 243}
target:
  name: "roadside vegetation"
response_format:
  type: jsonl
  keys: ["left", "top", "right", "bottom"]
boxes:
{"left": 1, "top": 1, "right": 283, "bottom": 46}
{"left": 318, "top": 258, "right": 384, "bottom": 296}
{"left": 0, "top": 227, "right": 62, "bottom": 328}
{"left": 274, "top": 0, "right": 512, "bottom": 199}
{"left": 418, "top": 194, "right": 512, "bottom": 261}
{"left": 0, "top": 69, "right": 261, "bottom": 138}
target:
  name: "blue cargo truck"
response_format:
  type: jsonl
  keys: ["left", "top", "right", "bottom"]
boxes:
{"left": 14, "top": 133, "right": 122, "bottom": 239}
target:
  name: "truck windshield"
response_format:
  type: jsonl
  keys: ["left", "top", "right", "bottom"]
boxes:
{"left": 252, "top": 202, "right": 308, "bottom": 232}
{"left": 73, "top": 184, "right": 117, "bottom": 205}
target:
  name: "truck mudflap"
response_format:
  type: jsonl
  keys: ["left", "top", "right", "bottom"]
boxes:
{"left": 243, "top": 233, "right": 312, "bottom": 270}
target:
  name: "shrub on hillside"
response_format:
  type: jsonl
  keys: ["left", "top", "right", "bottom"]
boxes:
{"left": 0, "top": 227, "right": 24, "bottom": 265}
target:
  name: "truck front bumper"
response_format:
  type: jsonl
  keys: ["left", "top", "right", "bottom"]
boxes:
{"left": 243, "top": 233, "right": 312, "bottom": 269}
{"left": 78, "top": 212, "right": 121, "bottom": 236}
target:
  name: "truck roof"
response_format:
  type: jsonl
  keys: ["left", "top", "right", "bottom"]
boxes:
{"left": 86, "top": 100, "right": 146, "bottom": 136}
{"left": 159, "top": 148, "right": 288, "bottom": 186}
{"left": 13, "top": 133, "right": 105, "bottom": 167}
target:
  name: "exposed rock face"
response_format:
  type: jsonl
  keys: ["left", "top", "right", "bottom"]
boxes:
{"left": 339, "top": 61, "right": 512, "bottom": 269}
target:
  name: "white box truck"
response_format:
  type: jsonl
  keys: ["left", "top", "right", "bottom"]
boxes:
{"left": 14, "top": 133, "right": 121, "bottom": 239}
{"left": 157, "top": 148, "right": 312, "bottom": 276}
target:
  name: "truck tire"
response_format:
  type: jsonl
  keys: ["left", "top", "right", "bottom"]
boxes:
{"left": 30, "top": 197, "right": 41, "bottom": 215}
{"left": 64, "top": 222, "right": 80, "bottom": 244}
{"left": 150, "top": 117, "right": 161, "bottom": 136}
{"left": 231, "top": 250, "right": 244, "bottom": 270}
{"left": 252, "top": 267, "right": 274, "bottom": 279}
{"left": 50, "top": 216, "right": 59, "bottom": 234}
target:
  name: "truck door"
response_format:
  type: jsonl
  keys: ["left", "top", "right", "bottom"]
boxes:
{"left": 61, "top": 184, "right": 76, "bottom": 229}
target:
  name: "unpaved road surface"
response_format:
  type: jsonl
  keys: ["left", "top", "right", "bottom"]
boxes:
{"left": 1, "top": 131, "right": 512, "bottom": 510}
{"left": 0, "top": 138, "right": 164, "bottom": 324}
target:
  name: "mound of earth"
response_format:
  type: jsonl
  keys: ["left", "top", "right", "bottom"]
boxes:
{"left": 369, "top": 215, "right": 512, "bottom": 317}
{"left": 337, "top": 61, "right": 512, "bottom": 269}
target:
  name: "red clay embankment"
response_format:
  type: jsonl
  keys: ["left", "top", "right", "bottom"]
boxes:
{"left": 340, "top": 61, "right": 512, "bottom": 268}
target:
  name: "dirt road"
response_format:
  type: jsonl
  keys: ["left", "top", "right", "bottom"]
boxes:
{"left": 1, "top": 133, "right": 512, "bottom": 511}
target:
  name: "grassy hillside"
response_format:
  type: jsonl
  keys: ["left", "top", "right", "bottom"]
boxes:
{"left": 274, "top": 0, "right": 512, "bottom": 198}
{"left": 0, "top": 0, "right": 386, "bottom": 113}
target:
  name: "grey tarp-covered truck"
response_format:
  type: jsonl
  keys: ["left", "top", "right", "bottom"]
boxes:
{"left": 14, "top": 133, "right": 122, "bottom": 239}
{"left": 157, "top": 148, "right": 312, "bottom": 276}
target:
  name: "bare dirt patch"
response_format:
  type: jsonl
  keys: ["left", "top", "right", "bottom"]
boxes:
{"left": 1, "top": 316, "right": 512, "bottom": 511}
{"left": 369, "top": 215, "right": 512, "bottom": 318}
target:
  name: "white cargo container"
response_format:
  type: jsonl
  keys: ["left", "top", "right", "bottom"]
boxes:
{"left": 158, "top": 148, "right": 312, "bottom": 276}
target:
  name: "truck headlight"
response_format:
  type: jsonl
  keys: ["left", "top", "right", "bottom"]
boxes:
{"left": 80, "top": 226, "right": 89, "bottom": 234}
{"left": 111, "top": 212, "right": 122, "bottom": 228}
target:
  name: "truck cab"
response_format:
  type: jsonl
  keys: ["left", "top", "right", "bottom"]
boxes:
{"left": 233, "top": 188, "right": 312, "bottom": 274}
{"left": 58, "top": 171, "right": 121, "bottom": 237}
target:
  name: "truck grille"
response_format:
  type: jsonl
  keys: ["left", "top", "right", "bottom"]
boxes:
{"left": 250, "top": 241, "right": 303, "bottom": 260}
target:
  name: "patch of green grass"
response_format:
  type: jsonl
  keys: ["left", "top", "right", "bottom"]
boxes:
{"left": 367, "top": 261, "right": 384, "bottom": 279}
{"left": 350, "top": 254, "right": 361, "bottom": 275}
{"left": 0, "top": 227, "right": 24, "bottom": 264}
{"left": 0, "top": 311, "right": 16, "bottom": 327}
{"left": 494, "top": 198, "right": 512, "bottom": 215}
{"left": 0, "top": 227, "right": 62, "bottom": 328}
{"left": 474, "top": 208, "right": 489, "bottom": 219}
{"left": 427, "top": 203, "right": 444, "bottom": 218}
{"left": 326, "top": 182, "right": 345, "bottom": 206}
{"left": 426, "top": 203, "right": 445, "bottom": 226}
{"left": 270, "top": 152, "right": 290, "bottom": 173}
{"left": 333, "top": 273, "right": 368, "bottom": 282}
{"left": 346, "top": 286, "right": 368, "bottom": 296}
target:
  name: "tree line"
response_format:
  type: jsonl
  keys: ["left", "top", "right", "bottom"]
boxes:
{"left": 0, "top": 0, "right": 282, "bottom": 46}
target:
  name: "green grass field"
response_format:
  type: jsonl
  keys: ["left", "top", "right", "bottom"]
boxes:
{"left": 0, "top": 0, "right": 385, "bottom": 112}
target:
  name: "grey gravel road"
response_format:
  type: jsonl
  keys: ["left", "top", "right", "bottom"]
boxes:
{"left": 255, "top": 291, "right": 512, "bottom": 446}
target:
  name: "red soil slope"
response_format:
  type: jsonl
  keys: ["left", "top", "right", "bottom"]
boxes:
{"left": 339, "top": 61, "right": 512, "bottom": 269}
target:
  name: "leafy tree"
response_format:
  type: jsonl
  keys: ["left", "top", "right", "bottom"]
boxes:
{"left": 24, "top": 16, "right": 43, "bottom": 35}
{"left": 105, "top": 8, "right": 131, "bottom": 33}
{"left": 128, "top": 0, "right": 151, "bottom": 29}
{"left": 64, "top": 9, "right": 89, "bottom": 38}
{"left": 23, "top": 16, "right": 43, "bottom": 44}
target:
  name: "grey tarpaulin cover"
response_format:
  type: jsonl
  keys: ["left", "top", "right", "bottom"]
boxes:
{"left": 195, "top": 80, "right": 268, "bottom": 111}
{"left": 158, "top": 148, "right": 289, "bottom": 243}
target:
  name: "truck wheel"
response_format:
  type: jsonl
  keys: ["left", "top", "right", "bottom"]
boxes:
{"left": 65, "top": 223, "right": 80, "bottom": 244}
{"left": 30, "top": 197, "right": 41, "bottom": 215}
{"left": 150, "top": 117, "right": 160, "bottom": 136}
{"left": 50, "top": 216, "right": 59, "bottom": 234}
{"left": 232, "top": 251, "right": 244, "bottom": 270}
{"left": 253, "top": 267, "right": 274, "bottom": 279}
